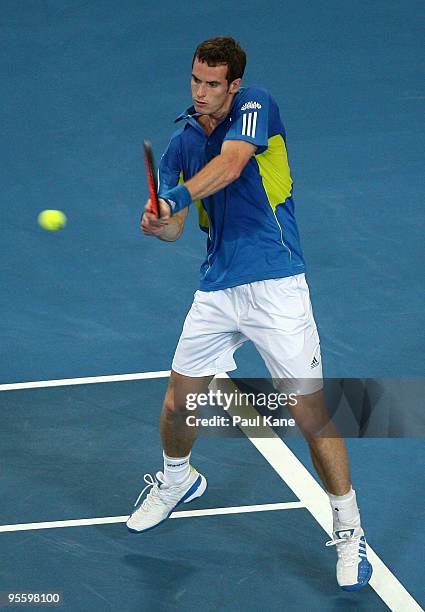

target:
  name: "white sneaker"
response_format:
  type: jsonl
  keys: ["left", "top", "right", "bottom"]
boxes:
{"left": 126, "top": 466, "right": 207, "bottom": 533}
{"left": 326, "top": 526, "right": 373, "bottom": 591}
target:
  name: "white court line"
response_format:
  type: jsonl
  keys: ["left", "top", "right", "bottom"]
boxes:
{"left": 214, "top": 375, "right": 424, "bottom": 612}
{"left": 0, "top": 502, "right": 305, "bottom": 533}
{"left": 0, "top": 370, "right": 171, "bottom": 392}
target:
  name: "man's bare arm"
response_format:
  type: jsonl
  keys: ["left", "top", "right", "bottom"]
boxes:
{"left": 161, "top": 140, "right": 257, "bottom": 214}
{"left": 141, "top": 202, "right": 188, "bottom": 242}
{"left": 185, "top": 139, "right": 256, "bottom": 200}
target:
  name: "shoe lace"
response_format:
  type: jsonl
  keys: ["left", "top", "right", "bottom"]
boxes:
{"left": 133, "top": 473, "right": 164, "bottom": 508}
{"left": 133, "top": 472, "right": 180, "bottom": 511}
{"left": 325, "top": 533, "right": 360, "bottom": 567}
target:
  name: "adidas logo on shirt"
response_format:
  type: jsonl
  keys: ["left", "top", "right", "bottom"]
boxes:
{"left": 241, "top": 111, "right": 259, "bottom": 137}
{"left": 241, "top": 101, "right": 262, "bottom": 111}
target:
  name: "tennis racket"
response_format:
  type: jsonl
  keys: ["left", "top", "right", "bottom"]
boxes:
{"left": 143, "top": 140, "right": 160, "bottom": 218}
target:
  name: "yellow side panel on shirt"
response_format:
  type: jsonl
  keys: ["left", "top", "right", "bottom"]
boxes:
{"left": 179, "top": 171, "right": 210, "bottom": 230}
{"left": 255, "top": 134, "right": 293, "bottom": 212}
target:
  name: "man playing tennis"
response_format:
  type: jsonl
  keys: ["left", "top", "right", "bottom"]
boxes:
{"left": 128, "top": 37, "right": 372, "bottom": 591}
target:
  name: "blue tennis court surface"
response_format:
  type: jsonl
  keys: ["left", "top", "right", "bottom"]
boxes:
{"left": 1, "top": 0, "right": 424, "bottom": 610}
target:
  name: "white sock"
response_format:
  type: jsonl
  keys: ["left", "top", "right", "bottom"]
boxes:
{"left": 163, "top": 451, "right": 191, "bottom": 485}
{"left": 328, "top": 487, "right": 361, "bottom": 528}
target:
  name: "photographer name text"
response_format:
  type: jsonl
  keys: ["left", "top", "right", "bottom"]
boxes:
{"left": 186, "top": 415, "right": 296, "bottom": 428}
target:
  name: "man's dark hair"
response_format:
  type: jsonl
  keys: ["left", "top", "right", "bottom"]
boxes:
{"left": 192, "top": 36, "right": 246, "bottom": 85}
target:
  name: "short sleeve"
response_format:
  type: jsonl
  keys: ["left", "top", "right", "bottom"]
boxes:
{"left": 158, "top": 133, "right": 183, "bottom": 197}
{"left": 224, "top": 87, "right": 270, "bottom": 148}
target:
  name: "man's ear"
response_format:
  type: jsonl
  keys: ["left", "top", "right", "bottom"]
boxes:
{"left": 228, "top": 78, "right": 242, "bottom": 95}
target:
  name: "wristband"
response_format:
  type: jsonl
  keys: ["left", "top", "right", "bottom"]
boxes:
{"left": 161, "top": 184, "right": 192, "bottom": 215}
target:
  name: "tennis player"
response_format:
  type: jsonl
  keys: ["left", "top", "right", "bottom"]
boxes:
{"left": 128, "top": 37, "right": 372, "bottom": 591}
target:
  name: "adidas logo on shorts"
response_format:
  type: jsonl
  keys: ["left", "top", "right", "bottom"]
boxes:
{"left": 311, "top": 355, "right": 320, "bottom": 369}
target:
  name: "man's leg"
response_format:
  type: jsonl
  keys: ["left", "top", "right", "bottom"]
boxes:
{"left": 160, "top": 371, "right": 213, "bottom": 483}
{"left": 288, "top": 389, "right": 351, "bottom": 495}
{"left": 126, "top": 371, "right": 212, "bottom": 533}
{"left": 289, "top": 389, "right": 372, "bottom": 590}
{"left": 127, "top": 285, "right": 244, "bottom": 533}
{"left": 309, "top": 437, "right": 350, "bottom": 494}
{"left": 242, "top": 275, "right": 372, "bottom": 589}
{"left": 288, "top": 389, "right": 362, "bottom": 527}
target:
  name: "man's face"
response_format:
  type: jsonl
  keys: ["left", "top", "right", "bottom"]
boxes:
{"left": 191, "top": 57, "right": 240, "bottom": 116}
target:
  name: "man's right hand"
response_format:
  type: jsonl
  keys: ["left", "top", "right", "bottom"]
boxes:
{"left": 140, "top": 198, "right": 172, "bottom": 237}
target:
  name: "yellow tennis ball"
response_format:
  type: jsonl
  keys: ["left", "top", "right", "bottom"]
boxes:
{"left": 37, "top": 209, "right": 67, "bottom": 231}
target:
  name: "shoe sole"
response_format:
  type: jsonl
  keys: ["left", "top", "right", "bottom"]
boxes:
{"left": 340, "top": 562, "right": 373, "bottom": 591}
{"left": 127, "top": 474, "right": 207, "bottom": 534}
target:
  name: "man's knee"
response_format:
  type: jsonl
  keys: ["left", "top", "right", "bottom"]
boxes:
{"left": 162, "top": 379, "right": 187, "bottom": 416}
{"left": 289, "top": 390, "right": 334, "bottom": 436}
{"left": 162, "top": 371, "right": 211, "bottom": 417}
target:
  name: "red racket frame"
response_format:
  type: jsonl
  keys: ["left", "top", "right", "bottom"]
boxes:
{"left": 143, "top": 140, "right": 160, "bottom": 218}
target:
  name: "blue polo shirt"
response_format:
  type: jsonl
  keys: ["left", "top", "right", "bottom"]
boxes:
{"left": 158, "top": 86, "right": 306, "bottom": 291}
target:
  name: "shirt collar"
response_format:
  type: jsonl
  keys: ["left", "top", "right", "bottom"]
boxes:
{"left": 174, "top": 88, "right": 244, "bottom": 123}
{"left": 173, "top": 89, "right": 244, "bottom": 136}
{"left": 174, "top": 106, "right": 201, "bottom": 123}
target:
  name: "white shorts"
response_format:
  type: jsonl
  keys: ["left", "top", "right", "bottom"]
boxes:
{"left": 172, "top": 274, "right": 323, "bottom": 394}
